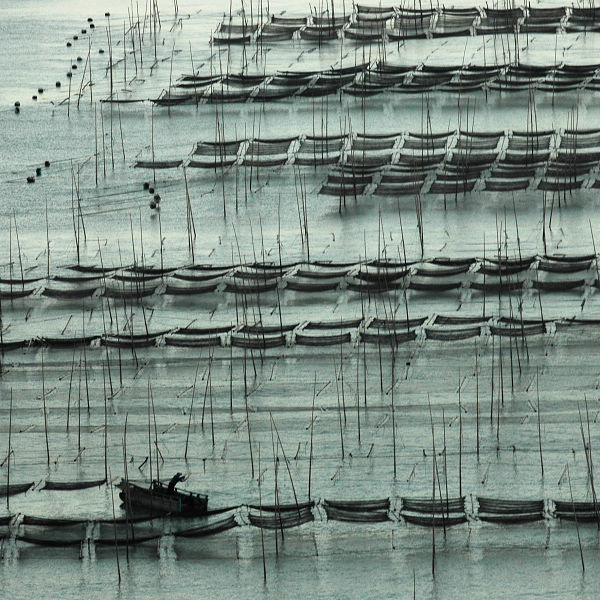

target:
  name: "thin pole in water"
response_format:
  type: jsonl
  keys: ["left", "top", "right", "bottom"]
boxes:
{"left": 459, "top": 368, "right": 463, "bottom": 497}
{"left": 308, "top": 372, "right": 316, "bottom": 500}
{"left": 356, "top": 343, "right": 361, "bottom": 443}
{"left": 122, "top": 413, "right": 130, "bottom": 561}
{"left": 536, "top": 369, "right": 544, "bottom": 478}
{"left": 258, "top": 442, "right": 267, "bottom": 583}
{"left": 334, "top": 358, "right": 344, "bottom": 461}
{"left": 109, "top": 467, "right": 122, "bottom": 584}
{"left": 476, "top": 343, "right": 480, "bottom": 460}
{"left": 42, "top": 348, "right": 50, "bottom": 466}
{"left": 567, "top": 464, "right": 585, "bottom": 572}
{"left": 45, "top": 198, "right": 50, "bottom": 278}
{"left": 67, "top": 345, "right": 75, "bottom": 432}
{"left": 103, "top": 360, "right": 108, "bottom": 482}
{"left": 391, "top": 354, "right": 397, "bottom": 479}
{"left": 185, "top": 360, "right": 201, "bottom": 460}
{"left": 428, "top": 394, "right": 436, "bottom": 577}
{"left": 209, "top": 352, "right": 215, "bottom": 447}
{"left": 244, "top": 390, "right": 255, "bottom": 479}
{"left": 150, "top": 382, "right": 160, "bottom": 483}
{"left": 94, "top": 103, "right": 98, "bottom": 186}
{"left": 147, "top": 386, "right": 153, "bottom": 484}
{"left": 6, "top": 390, "right": 12, "bottom": 509}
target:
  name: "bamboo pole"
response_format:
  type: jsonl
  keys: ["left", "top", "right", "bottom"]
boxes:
{"left": 356, "top": 343, "right": 361, "bottom": 443}
{"left": 41, "top": 349, "right": 50, "bottom": 466}
{"left": 67, "top": 345, "right": 75, "bottom": 432}
{"left": 122, "top": 413, "right": 130, "bottom": 560}
{"left": 583, "top": 397, "right": 600, "bottom": 528}
{"left": 244, "top": 389, "right": 255, "bottom": 478}
{"left": 6, "top": 390, "right": 12, "bottom": 509}
{"left": 536, "top": 369, "right": 544, "bottom": 478}
{"left": 185, "top": 360, "right": 201, "bottom": 460}
{"left": 476, "top": 343, "right": 479, "bottom": 460}
{"left": 567, "top": 464, "right": 585, "bottom": 572}
{"left": 459, "top": 368, "right": 463, "bottom": 497}
{"left": 428, "top": 394, "right": 436, "bottom": 577}
{"left": 271, "top": 413, "right": 301, "bottom": 513}
{"left": 77, "top": 353, "right": 82, "bottom": 454}
{"left": 209, "top": 352, "right": 215, "bottom": 446}
{"left": 103, "top": 360, "right": 108, "bottom": 482}
{"left": 45, "top": 199, "right": 50, "bottom": 278}
{"left": 109, "top": 467, "right": 122, "bottom": 584}
{"left": 391, "top": 353, "right": 397, "bottom": 478}
{"left": 258, "top": 443, "right": 267, "bottom": 582}
{"left": 270, "top": 416, "right": 280, "bottom": 556}
{"left": 147, "top": 386, "right": 153, "bottom": 485}
{"left": 150, "top": 382, "right": 160, "bottom": 482}
{"left": 308, "top": 372, "right": 316, "bottom": 500}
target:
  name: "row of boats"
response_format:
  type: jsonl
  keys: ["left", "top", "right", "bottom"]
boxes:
{"left": 210, "top": 6, "right": 600, "bottom": 46}
{"left": 1, "top": 313, "right": 598, "bottom": 352}
{"left": 3, "top": 480, "right": 599, "bottom": 533}
{"left": 3, "top": 256, "right": 600, "bottom": 304}
{"left": 153, "top": 63, "right": 600, "bottom": 105}
{"left": 136, "top": 129, "right": 600, "bottom": 191}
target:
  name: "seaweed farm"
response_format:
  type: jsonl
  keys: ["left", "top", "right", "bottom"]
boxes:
{"left": 3, "top": 1, "right": 600, "bottom": 598}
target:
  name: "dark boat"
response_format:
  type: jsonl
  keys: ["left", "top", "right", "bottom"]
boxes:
{"left": 117, "top": 479, "right": 208, "bottom": 516}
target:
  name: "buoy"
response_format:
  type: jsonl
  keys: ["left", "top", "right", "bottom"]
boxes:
{"left": 66, "top": 42, "right": 72, "bottom": 47}
{"left": 153, "top": 194, "right": 161, "bottom": 203}
{"left": 81, "top": 29, "right": 87, "bottom": 34}
{"left": 143, "top": 182, "right": 150, "bottom": 190}
{"left": 67, "top": 72, "right": 72, "bottom": 78}
{"left": 36, "top": 167, "right": 42, "bottom": 176}
{"left": 38, "top": 88, "right": 44, "bottom": 94}
{"left": 73, "top": 35, "right": 78, "bottom": 40}
{"left": 27, "top": 176, "right": 35, "bottom": 184}
{"left": 56, "top": 81, "right": 61, "bottom": 88}
{"left": 14, "top": 101, "right": 20, "bottom": 107}
{"left": 105, "top": 12, "right": 110, "bottom": 17}
{"left": 32, "top": 95, "right": 37, "bottom": 100}
{"left": 87, "top": 17, "right": 93, "bottom": 22}
{"left": 150, "top": 201, "right": 157, "bottom": 209}
{"left": 76, "top": 56, "right": 83, "bottom": 62}
{"left": 90, "top": 23, "right": 95, "bottom": 29}
{"left": 72, "top": 64, "right": 77, "bottom": 69}
{"left": 44, "top": 160, "right": 50, "bottom": 167}
{"left": 15, "top": 107, "right": 20, "bottom": 114}
{"left": 99, "top": 48, "right": 105, "bottom": 54}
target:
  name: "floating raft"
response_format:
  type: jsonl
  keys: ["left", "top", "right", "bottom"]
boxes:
{"left": 248, "top": 506, "right": 314, "bottom": 529}
{"left": 43, "top": 478, "right": 107, "bottom": 491}
{"left": 477, "top": 497, "right": 545, "bottom": 523}
{"left": 0, "top": 482, "right": 34, "bottom": 497}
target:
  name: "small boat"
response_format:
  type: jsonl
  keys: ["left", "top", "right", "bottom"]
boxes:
{"left": 117, "top": 479, "right": 208, "bottom": 516}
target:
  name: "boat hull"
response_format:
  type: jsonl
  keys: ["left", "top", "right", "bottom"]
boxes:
{"left": 117, "top": 480, "right": 208, "bottom": 516}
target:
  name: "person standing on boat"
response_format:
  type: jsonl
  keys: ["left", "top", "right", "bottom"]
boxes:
{"left": 167, "top": 472, "right": 185, "bottom": 494}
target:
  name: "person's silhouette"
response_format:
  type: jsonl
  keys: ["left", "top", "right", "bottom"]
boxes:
{"left": 167, "top": 472, "right": 185, "bottom": 494}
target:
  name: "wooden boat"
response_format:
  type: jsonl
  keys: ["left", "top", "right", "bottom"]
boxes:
{"left": 117, "top": 479, "right": 208, "bottom": 516}
{"left": 258, "top": 29, "right": 295, "bottom": 41}
{"left": 359, "top": 330, "right": 417, "bottom": 346}
{"left": 401, "top": 513, "right": 467, "bottom": 527}
{"left": 212, "top": 33, "right": 252, "bottom": 45}
{"left": 300, "top": 26, "right": 339, "bottom": 41}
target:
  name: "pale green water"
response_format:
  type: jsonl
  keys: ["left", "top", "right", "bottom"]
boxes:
{"left": 2, "top": 1, "right": 600, "bottom": 598}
